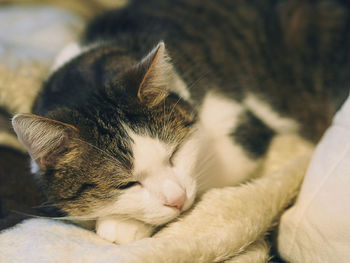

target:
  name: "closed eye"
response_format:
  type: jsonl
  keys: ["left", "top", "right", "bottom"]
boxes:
{"left": 62, "top": 183, "right": 97, "bottom": 201}
{"left": 169, "top": 129, "right": 195, "bottom": 166}
{"left": 169, "top": 146, "right": 180, "bottom": 166}
{"left": 117, "top": 181, "right": 139, "bottom": 189}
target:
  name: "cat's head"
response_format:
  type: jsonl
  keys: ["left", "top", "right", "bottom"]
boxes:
{"left": 12, "top": 43, "right": 201, "bottom": 226}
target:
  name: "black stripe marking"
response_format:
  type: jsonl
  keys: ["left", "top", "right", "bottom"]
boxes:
{"left": 62, "top": 183, "right": 97, "bottom": 201}
{"left": 231, "top": 111, "right": 275, "bottom": 159}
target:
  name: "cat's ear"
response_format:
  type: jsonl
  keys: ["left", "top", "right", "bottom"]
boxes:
{"left": 12, "top": 113, "right": 79, "bottom": 170}
{"left": 126, "top": 42, "right": 187, "bottom": 107}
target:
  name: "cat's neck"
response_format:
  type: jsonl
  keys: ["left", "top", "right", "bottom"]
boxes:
{"left": 191, "top": 92, "right": 261, "bottom": 194}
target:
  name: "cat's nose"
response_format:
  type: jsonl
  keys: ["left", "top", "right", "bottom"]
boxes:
{"left": 164, "top": 193, "right": 186, "bottom": 211}
{"left": 162, "top": 179, "right": 186, "bottom": 211}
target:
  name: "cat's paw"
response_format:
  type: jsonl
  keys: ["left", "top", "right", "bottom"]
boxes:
{"left": 96, "top": 215, "right": 154, "bottom": 244}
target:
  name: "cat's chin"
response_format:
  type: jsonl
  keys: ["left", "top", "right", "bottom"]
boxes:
{"left": 91, "top": 183, "right": 197, "bottom": 226}
{"left": 132, "top": 206, "right": 182, "bottom": 226}
{"left": 135, "top": 193, "right": 196, "bottom": 226}
{"left": 143, "top": 199, "right": 197, "bottom": 226}
{"left": 95, "top": 207, "right": 182, "bottom": 244}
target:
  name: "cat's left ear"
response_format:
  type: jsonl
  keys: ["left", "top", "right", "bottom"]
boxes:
{"left": 126, "top": 42, "right": 187, "bottom": 107}
{"left": 12, "top": 113, "right": 80, "bottom": 170}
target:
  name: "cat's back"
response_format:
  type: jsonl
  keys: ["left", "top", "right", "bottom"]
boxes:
{"left": 83, "top": 0, "right": 350, "bottom": 141}
{"left": 82, "top": 0, "right": 284, "bottom": 109}
{"left": 36, "top": 0, "right": 350, "bottom": 142}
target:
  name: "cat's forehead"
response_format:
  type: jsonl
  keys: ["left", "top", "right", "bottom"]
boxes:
{"left": 117, "top": 99, "right": 195, "bottom": 143}
{"left": 127, "top": 130, "right": 174, "bottom": 174}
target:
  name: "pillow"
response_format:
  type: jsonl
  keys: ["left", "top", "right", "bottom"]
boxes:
{"left": 278, "top": 92, "right": 350, "bottom": 262}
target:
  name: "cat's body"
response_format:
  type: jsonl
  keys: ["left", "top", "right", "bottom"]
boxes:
{"left": 12, "top": 0, "right": 350, "bottom": 244}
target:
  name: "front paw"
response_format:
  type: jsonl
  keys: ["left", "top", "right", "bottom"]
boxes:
{"left": 96, "top": 215, "right": 154, "bottom": 244}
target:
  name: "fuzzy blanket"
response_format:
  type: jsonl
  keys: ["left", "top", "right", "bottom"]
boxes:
{"left": 0, "top": 4, "right": 314, "bottom": 262}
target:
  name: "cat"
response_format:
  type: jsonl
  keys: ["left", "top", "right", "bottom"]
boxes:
{"left": 11, "top": 0, "right": 350, "bottom": 245}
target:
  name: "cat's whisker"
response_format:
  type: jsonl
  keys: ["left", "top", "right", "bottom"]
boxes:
{"left": 195, "top": 174, "right": 213, "bottom": 190}
{"left": 195, "top": 160, "right": 217, "bottom": 181}
{"left": 32, "top": 203, "right": 59, "bottom": 209}
{"left": 111, "top": 215, "right": 138, "bottom": 222}
{"left": 52, "top": 215, "right": 97, "bottom": 221}
{"left": 72, "top": 138, "right": 121, "bottom": 166}
{"left": 11, "top": 210, "right": 97, "bottom": 222}
{"left": 186, "top": 71, "right": 208, "bottom": 92}
{"left": 165, "top": 96, "right": 182, "bottom": 129}
{"left": 195, "top": 152, "right": 215, "bottom": 170}
{"left": 160, "top": 72, "right": 206, "bottom": 140}
{"left": 195, "top": 180, "right": 211, "bottom": 190}
{"left": 161, "top": 96, "right": 168, "bottom": 140}
{"left": 193, "top": 155, "right": 216, "bottom": 181}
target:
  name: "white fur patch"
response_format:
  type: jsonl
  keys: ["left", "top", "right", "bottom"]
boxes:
{"left": 171, "top": 71, "right": 190, "bottom": 100}
{"left": 199, "top": 92, "right": 244, "bottom": 137}
{"left": 93, "top": 130, "right": 197, "bottom": 226}
{"left": 197, "top": 93, "right": 258, "bottom": 190}
{"left": 244, "top": 94, "right": 299, "bottom": 133}
{"left": 129, "top": 132, "right": 191, "bottom": 212}
{"left": 96, "top": 215, "right": 153, "bottom": 244}
{"left": 51, "top": 42, "right": 82, "bottom": 72}
{"left": 30, "top": 159, "right": 40, "bottom": 174}
{"left": 130, "top": 132, "right": 172, "bottom": 175}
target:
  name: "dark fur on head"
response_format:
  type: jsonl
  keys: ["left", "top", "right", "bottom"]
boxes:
{"left": 13, "top": 43, "right": 197, "bottom": 216}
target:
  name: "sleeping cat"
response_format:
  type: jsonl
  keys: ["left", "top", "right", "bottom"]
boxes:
{"left": 12, "top": 0, "right": 350, "bottom": 244}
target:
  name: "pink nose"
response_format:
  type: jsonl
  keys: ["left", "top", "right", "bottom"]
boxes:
{"left": 164, "top": 193, "right": 186, "bottom": 211}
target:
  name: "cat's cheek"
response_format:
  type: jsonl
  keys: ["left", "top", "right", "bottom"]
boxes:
{"left": 98, "top": 188, "right": 181, "bottom": 225}
{"left": 96, "top": 215, "right": 154, "bottom": 244}
{"left": 172, "top": 165, "right": 197, "bottom": 211}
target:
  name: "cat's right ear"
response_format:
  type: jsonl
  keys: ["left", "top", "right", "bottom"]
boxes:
{"left": 12, "top": 113, "right": 79, "bottom": 170}
{"left": 123, "top": 42, "right": 187, "bottom": 108}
